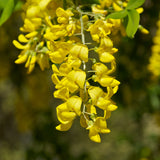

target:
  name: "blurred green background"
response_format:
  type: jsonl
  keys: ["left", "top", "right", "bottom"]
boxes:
{"left": 0, "top": 0, "right": 160, "bottom": 160}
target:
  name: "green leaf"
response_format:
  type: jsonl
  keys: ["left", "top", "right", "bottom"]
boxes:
{"left": 126, "top": 0, "right": 145, "bottom": 10}
{"left": 0, "top": 0, "right": 14, "bottom": 26}
{"left": 106, "top": 9, "right": 128, "bottom": 19}
{"left": 0, "top": 0, "right": 10, "bottom": 9}
{"left": 14, "top": 0, "right": 23, "bottom": 11}
{"left": 126, "top": 9, "right": 140, "bottom": 38}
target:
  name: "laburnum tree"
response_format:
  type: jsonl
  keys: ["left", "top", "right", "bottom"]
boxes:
{"left": 0, "top": 0, "right": 150, "bottom": 143}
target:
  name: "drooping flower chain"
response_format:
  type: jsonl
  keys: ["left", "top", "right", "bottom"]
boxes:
{"left": 13, "top": 0, "right": 133, "bottom": 143}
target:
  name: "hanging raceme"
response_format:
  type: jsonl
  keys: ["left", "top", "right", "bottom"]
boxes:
{"left": 13, "top": 0, "right": 147, "bottom": 142}
{"left": 148, "top": 14, "right": 160, "bottom": 77}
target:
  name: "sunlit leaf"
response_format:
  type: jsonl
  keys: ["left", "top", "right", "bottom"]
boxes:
{"left": 126, "top": 0, "right": 145, "bottom": 10}
{"left": 126, "top": 9, "right": 140, "bottom": 38}
{"left": 14, "top": 0, "right": 23, "bottom": 11}
{"left": 0, "top": 0, "right": 10, "bottom": 9}
{"left": 0, "top": 0, "right": 14, "bottom": 26}
{"left": 106, "top": 10, "right": 128, "bottom": 19}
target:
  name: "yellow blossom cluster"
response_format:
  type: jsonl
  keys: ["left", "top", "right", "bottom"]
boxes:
{"left": 148, "top": 15, "right": 160, "bottom": 77}
{"left": 13, "top": 0, "right": 133, "bottom": 143}
{"left": 13, "top": 0, "right": 63, "bottom": 73}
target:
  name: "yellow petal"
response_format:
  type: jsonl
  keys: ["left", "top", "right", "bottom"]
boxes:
{"left": 111, "top": 79, "right": 120, "bottom": 87}
{"left": 94, "top": 117, "right": 110, "bottom": 133}
{"left": 56, "top": 77, "right": 78, "bottom": 93}
{"left": 89, "top": 128, "right": 101, "bottom": 143}
{"left": 80, "top": 115, "right": 88, "bottom": 128}
{"left": 97, "top": 98, "right": 111, "bottom": 110}
{"left": 107, "top": 104, "right": 118, "bottom": 111}
{"left": 100, "top": 37, "right": 113, "bottom": 48}
{"left": 87, "top": 105, "right": 97, "bottom": 114}
{"left": 54, "top": 87, "right": 69, "bottom": 100}
{"left": 25, "top": 55, "right": 31, "bottom": 68}
{"left": 56, "top": 103, "right": 76, "bottom": 124}
{"left": 26, "top": 6, "right": 41, "bottom": 18}
{"left": 100, "top": 128, "right": 111, "bottom": 134}
{"left": 30, "top": 55, "right": 37, "bottom": 64}
{"left": 99, "top": 52, "right": 115, "bottom": 63}
{"left": 59, "top": 63, "right": 72, "bottom": 75}
{"left": 92, "top": 5, "right": 108, "bottom": 15}
{"left": 68, "top": 70, "right": 86, "bottom": 89}
{"left": 39, "top": 0, "right": 51, "bottom": 9}
{"left": 99, "top": 76, "right": 114, "bottom": 87}
{"left": 88, "top": 86, "right": 103, "bottom": 104}
{"left": 67, "top": 96, "right": 82, "bottom": 116}
{"left": 104, "top": 110, "right": 111, "bottom": 119}
{"left": 13, "top": 40, "right": 28, "bottom": 50}
{"left": 70, "top": 44, "right": 88, "bottom": 62}
{"left": 18, "top": 34, "right": 29, "bottom": 43}
{"left": 79, "top": 45, "right": 88, "bottom": 62}
{"left": 51, "top": 74, "right": 60, "bottom": 85}
{"left": 27, "top": 63, "right": 35, "bottom": 74}
{"left": 93, "top": 63, "right": 109, "bottom": 76}
{"left": 31, "top": 18, "right": 42, "bottom": 26}
{"left": 136, "top": 7, "right": 144, "bottom": 14}
{"left": 49, "top": 51, "right": 65, "bottom": 64}
{"left": 15, "top": 54, "right": 28, "bottom": 64}
{"left": 113, "top": 2, "right": 122, "bottom": 11}
{"left": 56, "top": 121, "right": 73, "bottom": 131}
{"left": 25, "top": 31, "right": 38, "bottom": 38}
{"left": 52, "top": 64, "right": 60, "bottom": 74}
{"left": 113, "top": 86, "right": 119, "bottom": 94}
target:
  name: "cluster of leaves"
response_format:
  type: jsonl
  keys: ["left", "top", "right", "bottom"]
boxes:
{"left": 107, "top": 0, "right": 145, "bottom": 38}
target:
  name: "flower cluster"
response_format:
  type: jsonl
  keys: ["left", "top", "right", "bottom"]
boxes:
{"left": 14, "top": 0, "right": 147, "bottom": 143}
{"left": 13, "top": 0, "right": 63, "bottom": 73}
{"left": 148, "top": 15, "right": 160, "bottom": 77}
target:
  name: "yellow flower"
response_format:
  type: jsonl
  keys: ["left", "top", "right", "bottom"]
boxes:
{"left": 70, "top": 44, "right": 89, "bottom": 62}
{"left": 20, "top": 18, "right": 42, "bottom": 32}
{"left": 91, "top": 5, "right": 108, "bottom": 15}
{"left": 52, "top": 63, "right": 72, "bottom": 76}
{"left": 48, "top": 41, "right": 71, "bottom": 63}
{"left": 93, "top": 61, "right": 116, "bottom": 75}
{"left": 92, "top": 63, "right": 109, "bottom": 76}
{"left": 66, "top": 23, "right": 76, "bottom": 36}
{"left": 88, "top": 86, "right": 104, "bottom": 105}
{"left": 56, "top": 103, "right": 76, "bottom": 131}
{"left": 53, "top": 76, "right": 79, "bottom": 93}
{"left": 36, "top": 53, "right": 50, "bottom": 71}
{"left": 44, "top": 25, "right": 67, "bottom": 41}
{"left": 67, "top": 70, "right": 86, "bottom": 89}
{"left": 88, "top": 86, "right": 118, "bottom": 111}
{"left": 66, "top": 55, "right": 81, "bottom": 69}
{"left": 88, "top": 117, "right": 110, "bottom": 143}
{"left": 54, "top": 87, "right": 69, "bottom": 100}
{"left": 56, "top": 96, "right": 82, "bottom": 131}
{"left": 13, "top": 35, "right": 49, "bottom": 73}
{"left": 56, "top": 103, "right": 76, "bottom": 124}
{"left": 56, "top": 7, "right": 73, "bottom": 24}
{"left": 67, "top": 96, "right": 82, "bottom": 116}
{"left": 96, "top": 75, "right": 120, "bottom": 87}
{"left": 99, "top": 0, "right": 112, "bottom": 8}
{"left": 96, "top": 37, "right": 118, "bottom": 63}
{"left": 113, "top": 2, "right": 122, "bottom": 11}
{"left": 88, "top": 19, "right": 112, "bottom": 42}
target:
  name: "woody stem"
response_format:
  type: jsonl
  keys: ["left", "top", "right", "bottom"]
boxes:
{"left": 78, "top": 7, "right": 87, "bottom": 114}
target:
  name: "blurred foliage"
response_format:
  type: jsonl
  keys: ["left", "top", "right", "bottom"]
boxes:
{"left": 0, "top": 0, "right": 160, "bottom": 160}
